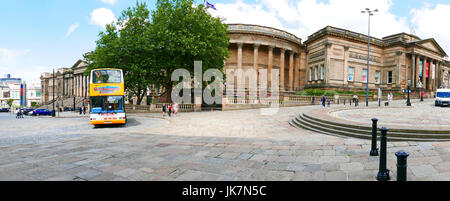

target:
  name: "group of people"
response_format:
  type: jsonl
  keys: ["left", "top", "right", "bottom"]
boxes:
{"left": 78, "top": 106, "right": 86, "bottom": 115}
{"left": 162, "top": 103, "right": 179, "bottom": 117}
{"left": 320, "top": 96, "right": 331, "bottom": 108}
{"left": 15, "top": 108, "right": 24, "bottom": 119}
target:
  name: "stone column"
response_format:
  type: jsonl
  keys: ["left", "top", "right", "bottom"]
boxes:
{"left": 253, "top": 44, "right": 260, "bottom": 92}
{"left": 416, "top": 56, "right": 421, "bottom": 89}
{"left": 75, "top": 74, "right": 78, "bottom": 97}
{"left": 437, "top": 61, "right": 441, "bottom": 88}
{"left": 289, "top": 51, "right": 294, "bottom": 91}
{"left": 411, "top": 54, "right": 416, "bottom": 88}
{"left": 279, "top": 48, "right": 285, "bottom": 91}
{"left": 237, "top": 42, "right": 243, "bottom": 70}
{"left": 294, "top": 52, "right": 301, "bottom": 90}
{"left": 423, "top": 58, "right": 428, "bottom": 91}
{"left": 268, "top": 45, "right": 274, "bottom": 88}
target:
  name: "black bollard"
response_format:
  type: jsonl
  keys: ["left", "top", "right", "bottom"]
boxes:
{"left": 370, "top": 118, "right": 379, "bottom": 156}
{"left": 396, "top": 150, "right": 409, "bottom": 181}
{"left": 377, "top": 127, "right": 390, "bottom": 181}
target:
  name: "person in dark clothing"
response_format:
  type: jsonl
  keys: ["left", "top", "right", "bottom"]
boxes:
{"left": 162, "top": 104, "right": 167, "bottom": 117}
{"left": 168, "top": 104, "right": 172, "bottom": 117}
{"left": 79, "top": 107, "right": 82, "bottom": 115}
{"left": 83, "top": 106, "right": 86, "bottom": 115}
{"left": 321, "top": 96, "right": 326, "bottom": 108}
{"left": 327, "top": 99, "right": 331, "bottom": 107}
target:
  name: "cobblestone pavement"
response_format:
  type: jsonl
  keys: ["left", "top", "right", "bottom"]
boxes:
{"left": 1, "top": 103, "right": 450, "bottom": 181}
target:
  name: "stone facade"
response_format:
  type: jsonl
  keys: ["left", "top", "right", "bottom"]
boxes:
{"left": 226, "top": 24, "right": 306, "bottom": 92}
{"left": 226, "top": 24, "right": 450, "bottom": 95}
{"left": 303, "top": 26, "right": 449, "bottom": 95}
{"left": 40, "top": 60, "right": 90, "bottom": 105}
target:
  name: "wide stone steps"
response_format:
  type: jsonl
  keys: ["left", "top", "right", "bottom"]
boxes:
{"left": 290, "top": 113, "right": 450, "bottom": 142}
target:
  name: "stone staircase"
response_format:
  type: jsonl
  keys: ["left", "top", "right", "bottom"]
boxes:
{"left": 290, "top": 113, "right": 450, "bottom": 142}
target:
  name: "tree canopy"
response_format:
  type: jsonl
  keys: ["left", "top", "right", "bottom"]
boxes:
{"left": 85, "top": 0, "right": 230, "bottom": 104}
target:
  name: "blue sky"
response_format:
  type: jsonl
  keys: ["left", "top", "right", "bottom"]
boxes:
{"left": 1, "top": 0, "right": 450, "bottom": 83}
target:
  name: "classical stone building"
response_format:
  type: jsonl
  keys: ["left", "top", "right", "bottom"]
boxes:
{"left": 225, "top": 24, "right": 306, "bottom": 92}
{"left": 40, "top": 60, "right": 90, "bottom": 106}
{"left": 226, "top": 24, "right": 450, "bottom": 96}
{"left": 41, "top": 24, "right": 450, "bottom": 106}
{"left": 303, "top": 26, "right": 450, "bottom": 95}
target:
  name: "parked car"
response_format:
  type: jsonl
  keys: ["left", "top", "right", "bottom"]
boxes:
{"left": 31, "top": 109, "right": 52, "bottom": 116}
{"left": 22, "top": 108, "right": 35, "bottom": 115}
{"left": 0, "top": 108, "right": 10, "bottom": 113}
{"left": 64, "top": 107, "right": 74, "bottom": 112}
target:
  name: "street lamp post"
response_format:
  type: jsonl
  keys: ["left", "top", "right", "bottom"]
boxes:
{"left": 362, "top": 8, "right": 378, "bottom": 107}
{"left": 52, "top": 69, "right": 56, "bottom": 117}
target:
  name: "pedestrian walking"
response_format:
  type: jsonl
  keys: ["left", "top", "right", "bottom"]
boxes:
{"left": 16, "top": 108, "right": 20, "bottom": 119}
{"left": 162, "top": 104, "right": 167, "bottom": 117}
{"left": 355, "top": 95, "right": 359, "bottom": 107}
{"left": 173, "top": 103, "right": 179, "bottom": 116}
{"left": 83, "top": 106, "right": 86, "bottom": 115}
{"left": 168, "top": 104, "right": 172, "bottom": 117}
{"left": 79, "top": 107, "right": 82, "bottom": 115}
{"left": 327, "top": 99, "right": 331, "bottom": 107}
{"left": 321, "top": 96, "right": 326, "bottom": 108}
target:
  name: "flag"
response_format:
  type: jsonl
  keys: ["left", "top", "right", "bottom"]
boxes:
{"left": 206, "top": 1, "right": 217, "bottom": 10}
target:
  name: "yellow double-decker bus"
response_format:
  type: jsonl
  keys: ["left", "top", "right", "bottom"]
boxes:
{"left": 89, "top": 68, "right": 127, "bottom": 125}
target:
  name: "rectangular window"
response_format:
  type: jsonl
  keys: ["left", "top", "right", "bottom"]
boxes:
{"left": 309, "top": 67, "right": 313, "bottom": 81}
{"left": 315, "top": 66, "right": 319, "bottom": 81}
{"left": 348, "top": 67, "right": 354, "bottom": 82}
{"left": 387, "top": 71, "right": 393, "bottom": 84}
{"left": 375, "top": 71, "right": 380, "bottom": 84}
{"left": 362, "top": 69, "right": 368, "bottom": 83}
{"left": 321, "top": 65, "right": 325, "bottom": 80}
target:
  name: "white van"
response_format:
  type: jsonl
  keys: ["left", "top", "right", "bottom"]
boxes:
{"left": 435, "top": 89, "right": 450, "bottom": 107}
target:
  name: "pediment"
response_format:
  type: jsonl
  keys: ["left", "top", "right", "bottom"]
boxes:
{"left": 416, "top": 39, "right": 447, "bottom": 56}
{"left": 421, "top": 41, "right": 440, "bottom": 52}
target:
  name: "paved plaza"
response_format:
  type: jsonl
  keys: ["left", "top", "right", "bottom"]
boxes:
{"left": 1, "top": 100, "right": 450, "bottom": 181}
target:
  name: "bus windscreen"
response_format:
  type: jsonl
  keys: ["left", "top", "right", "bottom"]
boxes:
{"left": 92, "top": 70, "right": 122, "bottom": 84}
{"left": 90, "top": 96, "right": 124, "bottom": 113}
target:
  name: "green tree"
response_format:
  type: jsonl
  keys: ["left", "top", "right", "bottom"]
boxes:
{"left": 85, "top": 2, "right": 154, "bottom": 105}
{"left": 150, "top": 0, "right": 230, "bottom": 102}
{"left": 6, "top": 99, "right": 14, "bottom": 108}
{"left": 85, "top": 0, "right": 230, "bottom": 104}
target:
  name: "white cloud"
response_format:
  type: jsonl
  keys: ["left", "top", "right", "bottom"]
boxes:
{"left": 411, "top": 3, "right": 450, "bottom": 55}
{"left": 90, "top": 8, "right": 117, "bottom": 28}
{"left": 0, "top": 48, "right": 45, "bottom": 83}
{"left": 211, "top": 0, "right": 409, "bottom": 41}
{"left": 0, "top": 48, "right": 30, "bottom": 67}
{"left": 64, "top": 23, "right": 80, "bottom": 38}
{"left": 100, "top": 0, "right": 117, "bottom": 5}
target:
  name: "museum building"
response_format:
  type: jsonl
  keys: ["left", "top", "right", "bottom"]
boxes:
{"left": 226, "top": 24, "right": 450, "bottom": 95}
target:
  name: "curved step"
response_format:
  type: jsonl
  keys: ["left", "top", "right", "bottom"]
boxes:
{"left": 291, "top": 114, "right": 450, "bottom": 142}
{"left": 299, "top": 114, "right": 450, "bottom": 140}
{"left": 304, "top": 113, "right": 450, "bottom": 134}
